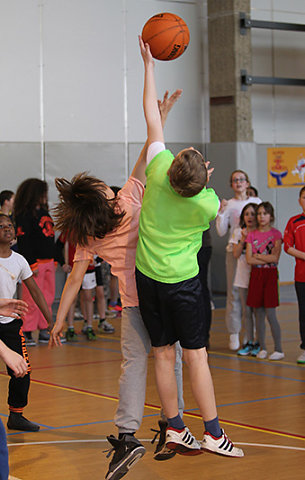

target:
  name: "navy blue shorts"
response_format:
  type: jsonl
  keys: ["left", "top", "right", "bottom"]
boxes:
{"left": 135, "top": 268, "right": 207, "bottom": 349}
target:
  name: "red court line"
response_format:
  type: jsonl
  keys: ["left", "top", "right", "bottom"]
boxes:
{"left": 27, "top": 377, "right": 305, "bottom": 441}
{"left": 31, "top": 358, "right": 123, "bottom": 370}
{"left": 184, "top": 411, "right": 305, "bottom": 440}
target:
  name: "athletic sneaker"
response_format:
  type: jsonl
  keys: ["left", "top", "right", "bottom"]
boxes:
{"left": 98, "top": 320, "right": 115, "bottom": 334}
{"left": 86, "top": 327, "right": 97, "bottom": 341}
{"left": 65, "top": 328, "right": 78, "bottom": 342}
{"left": 202, "top": 429, "right": 244, "bottom": 457}
{"left": 105, "top": 434, "right": 146, "bottom": 480}
{"left": 269, "top": 351, "right": 285, "bottom": 361}
{"left": 165, "top": 426, "right": 202, "bottom": 456}
{"left": 237, "top": 342, "right": 253, "bottom": 356}
{"left": 7, "top": 412, "right": 40, "bottom": 432}
{"left": 256, "top": 349, "right": 268, "bottom": 359}
{"left": 229, "top": 334, "right": 240, "bottom": 351}
{"left": 106, "top": 310, "right": 117, "bottom": 319}
{"left": 151, "top": 420, "right": 176, "bottom": 461}
{"left": 297, "top": 349, "right": 305, "bottom": 364}
{"left": 38, "top": 329, "right": 50, "bottom": 344}
{"left": 251, "top": 342, "right": 260, "bottom": 357}
{"left": 23, "top": 331, "right": 36, "bottom": 346}
{"left": 108, "top": 303, "right": 122, "bottom": 313}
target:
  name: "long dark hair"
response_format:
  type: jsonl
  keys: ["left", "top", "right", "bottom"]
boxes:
{"left": 14, "top": 178, "right": 48, "bottom": 217}
{"left": 239, "top": 203, "right": 257, "bottom": 228}
{"left": 53, "top": 172, "right": 125, "bottom": 246}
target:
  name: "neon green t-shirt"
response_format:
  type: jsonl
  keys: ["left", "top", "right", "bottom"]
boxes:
{"left": 136, "top": 149, "right": 219, "bottom": 283}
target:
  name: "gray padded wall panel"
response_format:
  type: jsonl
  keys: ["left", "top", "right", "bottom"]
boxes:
{"left": 0, "top": 143, "right": 41, "bottom": 191}
{"left": 45, "top": 142, "right": 126, "bottom": 205}
{"left": 206, "top": 143, "right": 238, "bottom": 293}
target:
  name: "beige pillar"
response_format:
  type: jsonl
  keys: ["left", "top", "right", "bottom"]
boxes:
{"left": 208, "top": 0, "right": 253, "bottom": 142}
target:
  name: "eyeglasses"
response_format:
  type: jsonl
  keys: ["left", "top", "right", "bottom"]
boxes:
{"left": 232, "top": 178, "right": 247, "bottom": 183}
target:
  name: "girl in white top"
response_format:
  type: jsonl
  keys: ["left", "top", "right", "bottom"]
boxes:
{"left": 216, "top": 170, "right": 261, "bottom": 350}
{"left": 232, "top": 203, "right": 260, "bottom": 356}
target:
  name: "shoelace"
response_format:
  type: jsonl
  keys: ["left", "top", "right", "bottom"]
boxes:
{"left": 103, "top": 446, "right": 115, "bottom": 458}
{"left": 150, "top": 427, "right": 161, "bottom": 445}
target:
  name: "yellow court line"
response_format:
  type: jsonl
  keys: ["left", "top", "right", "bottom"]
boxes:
{"left": 3, "top": 374, "right": 301, "bottom": 443}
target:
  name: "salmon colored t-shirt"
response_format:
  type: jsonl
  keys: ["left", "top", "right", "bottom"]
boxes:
{"left": 74, "top": 177, "right": 144, "bottom": 308}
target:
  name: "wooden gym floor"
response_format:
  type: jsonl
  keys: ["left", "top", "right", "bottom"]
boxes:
{"left": 1, "top": 287, "right": 304, "bottom": 479}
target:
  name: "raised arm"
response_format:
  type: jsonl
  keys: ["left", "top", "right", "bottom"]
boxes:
{"left": 233, "top": 228, "right": 248, "bottom": 259}
{"left": 131, "top": 89, "right": 182, "bottom": 184}
{"left": 139, "top": 35, "right": 163, "bottom": 145}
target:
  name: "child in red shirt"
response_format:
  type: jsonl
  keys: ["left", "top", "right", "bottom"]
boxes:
{"left": 283, "top": 186, "right": 305, "bottom": 364}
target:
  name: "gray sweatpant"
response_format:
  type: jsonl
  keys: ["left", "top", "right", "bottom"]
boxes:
{"left": 114, "top": 306, "right": 184, "bottom": 434}
{"left": 225, "top": 251, "right": 242, "bottom": 334}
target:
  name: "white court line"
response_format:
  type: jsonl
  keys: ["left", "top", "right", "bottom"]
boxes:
{"left": 235, "top": 442, "right": 305, "bottom": 452}
{"left": 7, "top": 439, "right": 305, "bottom": 452}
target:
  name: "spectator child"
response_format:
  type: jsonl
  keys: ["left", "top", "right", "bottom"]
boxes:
{"left": 283, "top": 186, "right": 305, "bottom": 364}
{"left": 14, "top": 179, "right": 56, "bottom": 345}
{"left": 216, "top": 173, "right": 261, "bottom": 350}
{"left": 232, "top": 203, "right": 260, "bottom": 356}
{"left": 246, "top": 202, "right": 284, "bottom": 360}
{"left": 0, "top": 214, "right": 52, "bottom": 431}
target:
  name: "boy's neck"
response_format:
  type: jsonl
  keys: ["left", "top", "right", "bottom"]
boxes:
{"left": 0, "top": 244, "right": 12, "bottom": 258}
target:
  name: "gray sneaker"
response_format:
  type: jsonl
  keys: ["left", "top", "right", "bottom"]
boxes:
{"left": 38, "top": 329, "right": 50, "bottom": 344}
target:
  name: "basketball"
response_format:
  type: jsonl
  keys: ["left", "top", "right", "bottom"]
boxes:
{"left": 142, "top": 12, "right": 190, "bottom": 61}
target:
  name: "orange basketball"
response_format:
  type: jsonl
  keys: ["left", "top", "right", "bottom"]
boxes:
{"left": 142, "top": 12, "right": 190, "bottom": 61}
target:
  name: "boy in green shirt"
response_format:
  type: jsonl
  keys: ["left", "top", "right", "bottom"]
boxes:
{"left": 136, "top": 36, "right": 244, "bottom": 458}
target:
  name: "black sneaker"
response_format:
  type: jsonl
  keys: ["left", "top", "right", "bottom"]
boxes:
{"left": 105, "top": 434, "right": 145, "bottom": 480}
{"left": 151, "top": 420, "right": 176, "bottom": 461}
{"left": 7, "top": 412, "right": 40, "bottom": 432}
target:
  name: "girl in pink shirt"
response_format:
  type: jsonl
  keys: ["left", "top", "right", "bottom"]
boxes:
{"left": 246, "top": 202, "right": 284, "bottom": 361}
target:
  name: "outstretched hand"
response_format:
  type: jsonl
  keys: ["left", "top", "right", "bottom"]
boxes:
{"left": 138, "top": 35, "right": 154, "bottom": 66}
{"left": 0, "top": 299, "right": 28, "bottom": 318}
{"left": 49, "top": 321, "right": 65, "bottom": 348}
{"left": 158, "top": 90, "right": 183, "bottom": 127}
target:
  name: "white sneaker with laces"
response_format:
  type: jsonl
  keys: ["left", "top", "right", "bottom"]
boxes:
{"left": 165, "top": 426, "right": 202, "bottom": 456}
{"left": 202, "top": 429, "right": 244, "bottom": 457}
{"left": 257, "top": 349, "right": 267, "bottom": 359}
{"left": 269, "top": 351, "right": 284, "bottom": 361}
{"left": 98, "top": 320, "right": 115, "bottom": 333}
{"left": 229, "top": 334, "right": 240, "bottom": 351}
{"left": 297, "top": 349, "right": 305, "bottom": 364}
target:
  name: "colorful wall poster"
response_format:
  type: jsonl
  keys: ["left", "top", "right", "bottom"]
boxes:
{"left": 267, "top": 148, "right": 305, "bottom": 188}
